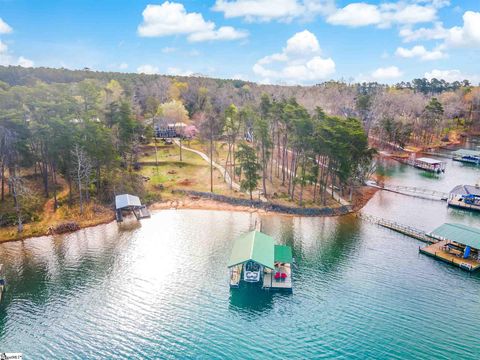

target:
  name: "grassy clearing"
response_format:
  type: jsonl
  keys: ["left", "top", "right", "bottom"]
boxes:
{"left": 137, "top": 142, "right": 234, "bottom": 196}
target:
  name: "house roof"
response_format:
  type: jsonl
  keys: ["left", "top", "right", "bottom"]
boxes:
{"left": 430, "top": 223, "right": 480, "bottom": 249}
{"left": 449, "top": 185, "right": 480, "bottom": 196}
{"left": 274, "top": 245, "right": 293, "bottom": 263}
{"left": 416, "top": 157, "right": 444, "bottom": 165}
{"left": 115, "top": 194, "right": 142, "bottom": 209}
{"left": 452, "top": 149, "right": 480, "bottom": 157}
{"left": 228, "top": 231, "right": 275, "bottom": 269}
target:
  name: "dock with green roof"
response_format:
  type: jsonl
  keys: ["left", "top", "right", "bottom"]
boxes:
{"left": 360, "top": 214, "right": 480, "bottom": 272}
{"left": 228, "top": 230, "right": 293, "bottom": 291}
{"left": 420, "top": 223, "right": 480, "bottom": 272}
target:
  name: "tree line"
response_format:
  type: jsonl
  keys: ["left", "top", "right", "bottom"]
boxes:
{"left": 2, "top": 65, "right": 480, "bottom": 232}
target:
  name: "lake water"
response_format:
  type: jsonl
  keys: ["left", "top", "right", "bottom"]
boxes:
{"left": 1, "top": 147, "right": 480, "bottom": 359}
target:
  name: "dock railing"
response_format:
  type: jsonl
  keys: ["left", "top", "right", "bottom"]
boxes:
{"left": 357, "top": 213, "right": 436, "bottom": 244}
{"left": 366, "top": 181, "right": 448, "bottom": 201}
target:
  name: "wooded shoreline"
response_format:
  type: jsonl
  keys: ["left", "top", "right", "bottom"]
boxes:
{"left": 0, "top": 186, "right": 378, "bottom": 243}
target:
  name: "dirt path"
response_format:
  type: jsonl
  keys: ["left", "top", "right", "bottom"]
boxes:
{"left": 175, "top": 140, "right": 267, "bottom": 202}
{"left": 41, "top": 177, "right": 69, "bottom": 220}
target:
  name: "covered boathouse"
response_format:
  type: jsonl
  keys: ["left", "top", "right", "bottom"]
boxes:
{"left": 448, "top": 184, "right": 480, "bottom": 211}
{"left": 452, "top": 149, "right": 480, "bottom": 165}
{"left": 420, "top": 223, "right": 480, "bottom": 272}
{"left": 228, "top": 230, "right": 293, "bottom": 292}
{"left": 115, "top": 194, "right": 151, "bottom": 222}
{"left": 412, "top": 157, "right": 446, "bottom": 173}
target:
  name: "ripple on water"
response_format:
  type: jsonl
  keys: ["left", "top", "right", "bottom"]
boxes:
{"left": 0, "top": 207, "right": 479, "bottom": 359}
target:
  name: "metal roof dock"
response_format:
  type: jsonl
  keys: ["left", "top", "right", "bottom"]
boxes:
{"left": 115, "top": 194, "right": 150, "bottom": 222}
{"left": 228, "top": 230, "right": 293, "bottom": 291}
{"left": 420, "top": 223, "right": 480, "bottom": 272}
{"left": 452, "top": 149, "right": 480, "bottom": 157}
{"left": 228, "top": 231, "right": 275, "bottom": 270}
{"left": 429, "top": 223, "right": 480, "bottom": 250}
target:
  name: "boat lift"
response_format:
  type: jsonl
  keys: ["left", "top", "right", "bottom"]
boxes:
{"left": 115, "top": 194, "right": 151, "bottom": 222}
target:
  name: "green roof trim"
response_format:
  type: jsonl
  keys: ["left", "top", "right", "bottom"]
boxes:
{"left": 430, "top": 223, "right": 480, "bottom": 249}
{"left": 274, "top": 245, "right": 293, "bottom": 263}
{"left": 452, "top": 149, "right": 480, "bottom": 157}
{"left": 228, "top": 231, "right": 275, "bottom": 269}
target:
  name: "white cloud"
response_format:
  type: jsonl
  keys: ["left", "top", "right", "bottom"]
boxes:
{"left": 188, "top": 26, "right": 248, "bottom": 42}
{"left": 327, "top": 2, "right": 437, "bottom": 28}
{"left": 118, "top": 62, "right": 128, "bottom": 70}
{"left": 137, "top": 64, "right": 160, "bottom": 74}
{"left": 446, "top": 11, "right": 480, "bottom": 47}
{"left": 253, "top": 30, "right": 335, "bottom": 84}
{"left": 17, "top": 56, "right": 34, "bottom": 67}
{"left": 212, "top": 0, "right": 335, "bottom": 22}
{"left": 0, "top": 40, "right": 34, "bottom": 67}
{"left": 371, "top": 66, "right": 403, "bottom": 80}
{"left": 395, "top": 45, "right": 445, "bottom": 60}
{"left": 137, "top": 2, "right": 247, "bottom": 42}
{"left": 327, "top": 3, "right": 381, "bottom": 27}
{"left": 0, "top": 18, "right": 12, "bottom": 34}
{"left": 166, "top": 67, "right": 194, "bottom": 76}
{"left": 414, "top": 0, "right": 450, "bottom": 8}
{"left": 424, "top": 69, "right": 479, "bottom": 83}
{"left": 399, "top": 22, "right": 448, "bottom": 42}
{"left": 0, "top": 40, "right": 7, "bottom": 54}
{"left": 400, "top": 11, "right": 480, "bottom": 49}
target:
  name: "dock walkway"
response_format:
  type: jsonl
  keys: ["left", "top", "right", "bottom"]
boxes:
{"left": 358, "top": 213, "right": 435, "bottom": 243}
{"left": 366, "top": 181, "right": 448, "bottom": 201}
{"left": 358, "top": 213, "right": 480, "bottom": 272}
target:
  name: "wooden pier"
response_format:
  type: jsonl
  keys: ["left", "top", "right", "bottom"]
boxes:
{"left": 358, "top": 213, "right": 436, "bottom": 243}
{"left": 366, "top": 181, "right": 448, "bottom": 201}
{"left": 358, "top": 214, "right": 480, "bottom": 272}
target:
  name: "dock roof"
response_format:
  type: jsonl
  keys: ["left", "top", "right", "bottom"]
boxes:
{"left": 228, "top": 231, "right": 275, "bottom": 269}
{"left": 274, "top": 245, "right": 293, "bottom": 263}
{"left": 416, "top": 157, "right": 444, "bottom": 165}
{"left": 452, "top": 149, "right": 480, "bottom": 157}
{"left": 115, "top": 194, "right": 142, "bottom": 209}
{"left": 430, "top": 223, "right": 480, "bottom": 249}
{"left": 449, "top": 184, "right": 480, "bottom": 196}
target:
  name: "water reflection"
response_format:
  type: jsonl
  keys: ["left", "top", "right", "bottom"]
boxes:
{"left": 228, "top": 286, "right": 274, "bottom": 315}
{"left": 0, "top": 162, "right": 480, "bottom": 358}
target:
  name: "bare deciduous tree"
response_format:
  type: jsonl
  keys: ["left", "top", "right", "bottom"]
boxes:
{"left": 71, "top": 144, "right": 92, "bottom": 214}
{"left": 8, "top": 175, "right": 31, "bottom": 233}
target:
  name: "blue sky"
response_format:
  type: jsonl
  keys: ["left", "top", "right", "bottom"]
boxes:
{"left": 0, "top": 0, "right": 479, "bottom": 84}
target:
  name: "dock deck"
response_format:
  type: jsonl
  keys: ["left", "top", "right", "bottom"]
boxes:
{"left": 263, "top": 265, "right": 292, "bottom": 291}
{"left": 419, "top": 240, "right": 480, "bottom": 272}
{"left": 448, "top": 198, "right": 480, "bottom": 212}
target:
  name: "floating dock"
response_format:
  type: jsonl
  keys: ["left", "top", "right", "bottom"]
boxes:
{"left": 452, "top": 149, "right": 480, "bottom": 165}
{"left": 412, "top": 157, "right": 446, "bottom": 173}
{"left": 447, "top": 184, "right": 480, "bottom": 212}
{"left": 393, "top": 156, "right": 446, "bottom": 173}
{"left": 420, "top": 223, "right": 480, "bottom": 272}
{"left": 228, "top": 231, "right": 293, "bottom": 292}
{"left": 359, "top": 214, "right": 480, "bottom": 272}
{"left": 419, "top": 240, "right": 480, "bottom": 272}
{"left": 115, "top": 194, "right": 151, "bottom": 222}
